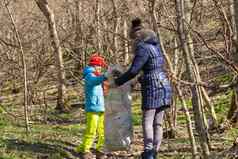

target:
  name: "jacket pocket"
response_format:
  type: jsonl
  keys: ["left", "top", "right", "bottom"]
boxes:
{"left": 90, "top": 95, "right": 97, "bottom": 106}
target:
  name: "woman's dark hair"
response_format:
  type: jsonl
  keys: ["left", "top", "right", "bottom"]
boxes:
{"left": 130, "top": 17, "right": 143, "bottom": 39}
{"left": 131, "top": 18, "right": 142, "bottom": 29}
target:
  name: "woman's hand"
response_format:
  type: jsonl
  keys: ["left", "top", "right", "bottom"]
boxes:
{"left": 104, "top": 65, "right": 114, "bottom": 78}
{"left": 109, "top": 79, "right": 117, "bottom": 88}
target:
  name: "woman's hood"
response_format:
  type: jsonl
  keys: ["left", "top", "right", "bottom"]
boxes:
{"left": 134, "top": 29, "right": 159, "bottom": 45}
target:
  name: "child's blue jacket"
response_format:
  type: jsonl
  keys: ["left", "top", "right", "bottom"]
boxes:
{"left": 83, "top": 66, "right": 106, "bottom": 112}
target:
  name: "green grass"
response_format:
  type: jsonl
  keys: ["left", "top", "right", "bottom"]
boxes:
{"left": 0, "top": 91, "right": 236, "bottom": 158}
{"left": 0, "top": 109, "right": 82, "bottom": 158}
{"left": 224, "top": 128, "right": 238, "bottom": 144}
{"left": 175, "top": 97, "right": 193, "bottom": 110}
{"left": 132, "top": 113, "right": 142, "bottom": 126}
{"left": 176, "top": 115, "right": 188, "bottom": 125}
{"left": 214, "top": 74, "right": 233, "bottom": 84}
{"left": 213, "top": 91, "right": 232, "bottom": 122}
{"left": 132, "top": 102, "right": 142, "bottom": 126}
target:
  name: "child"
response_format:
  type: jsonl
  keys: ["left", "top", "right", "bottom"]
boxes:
{"left": 76, "top": 54, "right": 108, "bottom": 159}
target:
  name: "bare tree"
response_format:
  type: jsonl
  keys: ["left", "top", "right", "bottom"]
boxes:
{"left": 74, "top": 0, "right": 84, "bottom": 70}
{"left": 35, "top": 0, "right": 66, "bottom": 112}
{"left": 123, "top": 18, "right": 129, "bottom": 65}
{"left": 0, "top": 1, "right": 238, "bottom": 157}
{"left": 122, "top": 1, "right": 129, "bottom": 65}
{"left": 111, "top": 0, "right": 119, "bottom": 58}
{"left": 3, "top": 0, "right": 30, "bottom": 133}
{"left": 95, "top": 0, "right": 101, "bottom": 51}
{"left": 148, "top": 0, "right": 199, "bottom": 158}
{"left": 227, "top": 0, "right": 238, "bottom": 125}
{"left": 185, "top": 0, "right": 218, "bottom": 129}
{"left": 175, "top": 0, "right": 210, "bottom": 158}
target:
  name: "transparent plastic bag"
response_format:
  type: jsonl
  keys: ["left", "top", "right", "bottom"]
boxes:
{"left": 105, "top": 65, "right": 133, "bottom": 151}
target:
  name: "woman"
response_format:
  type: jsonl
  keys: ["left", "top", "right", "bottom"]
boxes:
{"left": 113, "top": 18, "right": 172, "bottom": 159}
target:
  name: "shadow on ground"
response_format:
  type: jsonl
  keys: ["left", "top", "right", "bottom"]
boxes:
{"left": 4, "top": 139, "right": 79, "bottom": 159}
{"left": 4, "top": 139, "right": 141, "bottom": 159}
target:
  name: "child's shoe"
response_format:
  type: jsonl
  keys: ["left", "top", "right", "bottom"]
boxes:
{"left": 96, "top": 151, "right": 107, "bottom": 159}
{"left": 80, "top": 152, "right": 94, "bottom": 159}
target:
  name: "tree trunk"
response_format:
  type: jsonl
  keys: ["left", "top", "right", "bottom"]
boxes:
{"left": 149, "top": 0, "right": 199, "bottom": 158}
{"left": 74, "top": 0, "right": 84, "bottom": 70}
{"left": 172, "top": 38, "right": 181, "bottom": 74}
{"left": 123, "top": 19, "right": 129, "bottom": 65}
{"left": 201, "top": 87, "right": 218, "bottom": 128}
{"left": 95, "top": 0, "right": 101, "bottom": 51}
{"left": 175, "top": 0, "right": 210, "bottom": 158}
{"left": 185, "top": 0, "right": 218, "bottom": 129}
{"left": 227, "top": 0, "right": 238, "bottom": 125}
{"left": 149, "top": 0, "right": 176, "bottom": 137}
{"left": 175, "top": 85, "right": 199, "bottom": 159}
{"left": 4, "top": 1, "right": 30, "bottom": 134}
{"left": 35, "top": 0, "right": 66, "bottom": 112}
{"left": 111, "top": 0, "right": 119, "bottom": 58}
{"left": 228, "top": 87, "right": 238, "bottom": 124}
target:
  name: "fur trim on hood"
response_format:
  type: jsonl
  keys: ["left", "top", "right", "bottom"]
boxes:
{"left": 133, "top": 29, "right": 159, "bottom": 45}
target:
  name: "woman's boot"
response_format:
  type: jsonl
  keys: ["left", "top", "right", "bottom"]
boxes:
{"left": 141, "top": 149, "right": 155, "bottom": 159}
{"left": 154, "top": 151, "right": 157, "bottom": 159}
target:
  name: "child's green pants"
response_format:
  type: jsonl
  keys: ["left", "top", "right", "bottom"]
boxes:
{"left": 76, "top": 112, "right": 105, "bottom": 152}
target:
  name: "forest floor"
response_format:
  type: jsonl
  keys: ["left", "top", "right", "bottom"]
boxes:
{"left": 0, "top": 88, "right": 237, "bottom": 159}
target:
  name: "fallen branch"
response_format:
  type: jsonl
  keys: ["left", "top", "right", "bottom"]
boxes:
{"left": 169, "top": 73, "right": 238, "bottom": 89}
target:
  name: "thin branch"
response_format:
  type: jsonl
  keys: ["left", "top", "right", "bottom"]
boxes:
{"left": 3, "top": 0, "right": 30, "bottom": 134}
{"left": 183, "top": 20, "right": 238, "bottom": 75}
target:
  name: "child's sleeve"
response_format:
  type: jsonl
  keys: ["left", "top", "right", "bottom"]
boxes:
{"left": 85, "top": 73, "right": 107, "bottom": 86}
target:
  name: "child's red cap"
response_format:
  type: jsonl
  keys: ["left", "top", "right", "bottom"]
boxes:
{"left": 89, "top": 53, "right": 107, "bottom": 67}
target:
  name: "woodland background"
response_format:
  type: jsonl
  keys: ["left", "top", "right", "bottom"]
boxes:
{"left": 0, "top": 0, "right": 238, "bottom": 158}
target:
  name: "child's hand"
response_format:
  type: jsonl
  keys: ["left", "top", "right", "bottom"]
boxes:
{"left": 104, "top": 65, "right": 114, "bottom": 78}
{"left": 103, "top": 81, "right": 110, "bottom": 95}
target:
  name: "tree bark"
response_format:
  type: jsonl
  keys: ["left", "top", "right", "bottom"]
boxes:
{"left": 149, "top": 0, "right": 199, "bottom": 158}
{"left": 95, "top": 0, "right": 101, "bottom": 51}
{"left": 149, "top": 0, "right": 176, "bottom": 137}
{"left": 175, "top": 85, "right": 199, "bottom": 159}
{"left": 227, "top": 0, "right": 238, "bottom": 124}
{"left": 4, "top": 0, "right": 30, "bottom": 134}
{"left": 185, "top": 0, "right": 218, "bottom": 129}
{"left": 123, "top": 18, "right": 129, "bottom": 65}
{"left": 111, "top": 0, "right": 119, "bottom": 58}
{"left": 74, "top": 0, "right": 84, "bottom": 70}
{"left": 175, "top": 0, "right": 210, "bottom": 158}
{"left": 35, "top": 0, "right": 66, "bottom": 112}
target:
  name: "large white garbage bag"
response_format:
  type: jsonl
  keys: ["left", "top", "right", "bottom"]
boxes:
{"left": 105, "top": 65, "right": 133, "bottom": 151}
